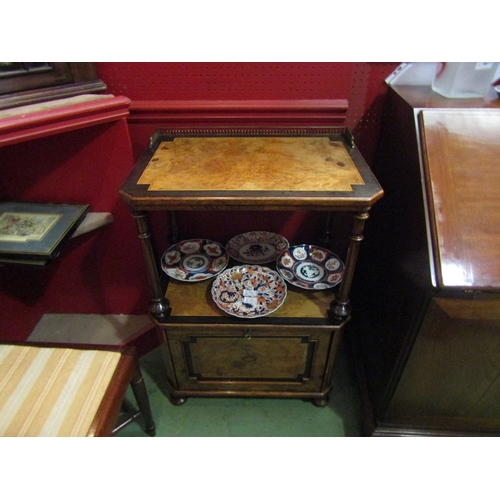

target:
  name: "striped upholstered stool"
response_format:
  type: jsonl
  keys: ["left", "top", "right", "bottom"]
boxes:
{"left": 0, "top": 342, "right": 156, "bottom": 437}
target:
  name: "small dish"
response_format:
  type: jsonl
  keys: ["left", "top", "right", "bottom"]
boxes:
{"left": 161, "top": 239, "right": 228, "bottom": 282}
{"left": 211, "top": 265, "right": 287, "bottom": 318}
{"left": 226, "top": 231, "right": 289, "bottom": 264}
{"left": 276, "top": 244, "right": 344, "bottom": 290}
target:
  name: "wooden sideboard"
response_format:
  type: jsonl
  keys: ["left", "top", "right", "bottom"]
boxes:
{"left": 351, "top": 85, "right": 500, "bottom": 436}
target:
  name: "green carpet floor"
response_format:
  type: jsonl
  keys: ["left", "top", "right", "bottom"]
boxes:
{"left": 115, "top": 341, "right": 364, "bottom": 437}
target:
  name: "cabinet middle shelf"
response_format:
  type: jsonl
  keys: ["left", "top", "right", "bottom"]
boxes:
{"left": 155, "top": 278, "right": 346, "bottom": 328}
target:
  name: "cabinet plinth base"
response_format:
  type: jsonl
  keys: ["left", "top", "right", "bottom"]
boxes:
{"left": 164, "top": 379, "right": 333, "bottom": 406}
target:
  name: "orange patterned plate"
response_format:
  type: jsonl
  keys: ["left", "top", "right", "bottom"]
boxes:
{"left": 211, "top": 265, "right": 287, "bottom": 318}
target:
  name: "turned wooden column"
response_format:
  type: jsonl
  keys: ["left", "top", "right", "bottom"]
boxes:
{"left": 329, "top": 210, "right": 370, "bottom": 321}
{"left": 132, "top": 210, "right": 171, "bottom": 320}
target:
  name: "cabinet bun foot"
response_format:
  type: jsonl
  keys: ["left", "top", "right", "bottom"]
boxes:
{"left": 168, "top": 394, "right": 188, "bottom": 406}
{"left": 311, "top": 396, "right": 329, "bottom": 407}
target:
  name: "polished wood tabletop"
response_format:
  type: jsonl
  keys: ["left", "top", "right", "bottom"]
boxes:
{"left": 418, "top": 108, "right": 500, "bottom": 289}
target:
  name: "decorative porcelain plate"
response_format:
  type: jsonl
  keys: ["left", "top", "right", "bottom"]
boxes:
{"left": 226, "top": 231, "right": 289, "bottom": 264}
{"left": 211, "top": 265, "right": 287, "bottom": 318}
{"left": 276, "top": 244, "right": 344, "bottom": 290}
{"left": 161, "top": 239, "right": 229, "bottom": 282}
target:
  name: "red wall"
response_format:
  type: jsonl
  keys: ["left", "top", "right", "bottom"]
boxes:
{"left": 95, "top": 62, "right": 400, "bottom": 164}
{"left": 96, "top": 62, "right": 399, "bottom": 272}
{"left": 96, "top": 63, "right": 355, "bottom": 100}
{"left": 0, "top": 118, "right": 148, "bottom": 342}
{"left": 0, "top": 62, "right": 399, "bottom": 343}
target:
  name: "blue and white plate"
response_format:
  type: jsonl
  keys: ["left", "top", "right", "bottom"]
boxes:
{"left": 226, "top": 231, "right": 289, "bottom": 264}
{"left": 211, "top": 265, "right": 287, "bottom": 318}
{"left": 276, "top": 244, "right": 344, "bottom": 290}
{"left": 161, "top": 239, "right": 228, "bottom": 282}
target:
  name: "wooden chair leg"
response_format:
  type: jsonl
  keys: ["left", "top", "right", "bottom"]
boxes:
{"left": 130, "top": 364, "right": 156, "bottom": 436}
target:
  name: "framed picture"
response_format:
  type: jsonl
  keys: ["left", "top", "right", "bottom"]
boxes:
{"left": 0, "top": 202, "right": 89, "bottom": 265}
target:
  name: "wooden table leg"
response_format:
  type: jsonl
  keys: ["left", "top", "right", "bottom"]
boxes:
{"left": 130, "top": 362, "right": 156, "bottom": 436}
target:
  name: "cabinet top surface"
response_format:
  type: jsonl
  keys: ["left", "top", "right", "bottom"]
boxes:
{"left": 120, "top": 135, "right": 383, "bottom": 210}
{"left": 419, "top": 108, "right": 500, "bottom": 289}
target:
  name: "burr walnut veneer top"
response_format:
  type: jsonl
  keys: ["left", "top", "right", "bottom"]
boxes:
{"left": 139, "top": 137, "right": 363, "bottom": 192}
{"left": 120, "top": 135, "right": 383, "bottom": 210}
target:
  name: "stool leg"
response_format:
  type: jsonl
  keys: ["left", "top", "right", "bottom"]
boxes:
{"left": 130, "top": 365, "right": 156, "bottom": 436}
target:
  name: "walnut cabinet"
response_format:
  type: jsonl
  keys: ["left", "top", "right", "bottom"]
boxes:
{"left": 120, "top": 129, "right": 383, "bottom": 406}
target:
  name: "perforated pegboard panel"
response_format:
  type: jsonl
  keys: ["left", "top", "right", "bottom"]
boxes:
{"left": 347, "top": 62, "right": 401, "bottom": 161}
{"left": 95, "top": 63, "right": 354, "bottom": 101}
{"left": 95, "top": 62, "right": 400, "bottom": 163}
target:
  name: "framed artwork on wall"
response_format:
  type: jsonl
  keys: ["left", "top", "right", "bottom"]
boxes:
{"left": 0, "top": 202, "right": 89, "bottom": 265}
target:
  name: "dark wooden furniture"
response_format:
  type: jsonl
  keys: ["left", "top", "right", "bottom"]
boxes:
{"left": 351, "top": 85, "right": 500, "bottom": 436}
{"left": 120, "top": 130, "right": 383, "bottom": 407}
{"left": 0, "top": 63, "right": 106, "bottom": 110}
{"left": 0, "top": 342, "right": 155, "bottom": 437}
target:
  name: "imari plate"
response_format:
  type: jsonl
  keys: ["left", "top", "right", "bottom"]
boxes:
{"left": 211, "top": 265, "right": 287, "bottom": 318}
{"left": 226, "top": 231, "right": 289, "bottom": 264}
{"left": 161, "top": 239, "right": 228, "bottom": 282}
{"left": 276, "top": 245, "right": 344, "bottom": 290}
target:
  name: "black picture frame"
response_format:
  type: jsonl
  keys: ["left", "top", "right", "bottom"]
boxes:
{"left": 0, "top": 202, "right": 89, "bottom": 265}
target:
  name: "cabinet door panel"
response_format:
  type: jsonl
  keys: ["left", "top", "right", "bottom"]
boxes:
{"left": 166, "top": 327, "right": 334, "bottom": 393}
